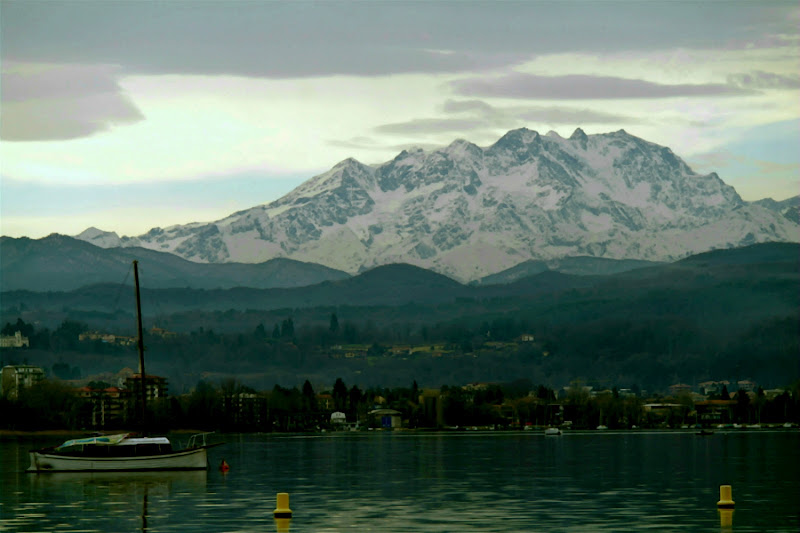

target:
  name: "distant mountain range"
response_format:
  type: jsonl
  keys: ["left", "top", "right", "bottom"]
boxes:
{"left": 2, "top": 241, "right": 797, "bottom": 317}
{"left": 0, "top": 234, "right": 349, "bottom": 292}
{"left": 70, "top": 128, "right": 799, "bottom": 283}
{"left": 0, "top": 233, "right": 659, "bottom": 293}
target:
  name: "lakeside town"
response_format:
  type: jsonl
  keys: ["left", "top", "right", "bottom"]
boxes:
{"left": 3, "top": 326, "right": 798, "bottom": 433}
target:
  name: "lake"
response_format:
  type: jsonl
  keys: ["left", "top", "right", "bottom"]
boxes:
{"left": 1, "top": 430, "right": 798, "bottom": 532}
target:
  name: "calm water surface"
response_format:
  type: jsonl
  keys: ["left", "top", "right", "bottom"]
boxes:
{"left": 1, "top": 430, "right": 798, "bottom": 532}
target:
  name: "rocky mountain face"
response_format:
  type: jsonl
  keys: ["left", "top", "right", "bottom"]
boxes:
{"left": 77, "top": 128, "right": 799, "bottom": 282}
{"left": 753, "top": 196, "right": 800, "bottom": 225}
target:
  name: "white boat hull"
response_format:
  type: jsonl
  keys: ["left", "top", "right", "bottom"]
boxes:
{"left": 28, "top": 447, "right": 209, "bottom": 472}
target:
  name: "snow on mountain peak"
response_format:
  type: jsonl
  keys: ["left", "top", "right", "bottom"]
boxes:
{"left": 76, "top": 227, "right": 121, "bottom": 248}
{"left": 74, "top": 128, "right": 799, "bottom": 281}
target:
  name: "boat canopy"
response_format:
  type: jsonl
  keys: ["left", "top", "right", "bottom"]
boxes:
{"left": 56, "top": 434, "right": 129, "bottom": 449}
{"left": 117, "top": 437, "right": 171, "bottom": 446}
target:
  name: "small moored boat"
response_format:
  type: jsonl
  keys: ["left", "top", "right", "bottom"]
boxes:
{"left": 28, "top": 260, "right": 220, "bottom": 473}
{"left": 544, "top": 427, "right": 562, "bottom": 436}
{"left": 28, "top": 433, "right": 217, "bottom": 472}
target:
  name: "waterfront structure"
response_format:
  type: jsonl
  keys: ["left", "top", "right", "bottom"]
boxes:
{"left": 421, "top": 389, "right": 444, "bottom": 427}
{"left": 124, "top": 373, "right": 169, "bottom": 401}
{"left": 316, "top": 393, "right": 334, "bottom": 410}
{"left": 1, "top": 365, "right": 44, "bottom": 399}
{"left": 369, "top": 408, "right": 402, "bottom": 429}
{"left": 77, "top": 386, "right": 130, "bottom": 428}
{"left": 227, "top": 392, "right": 265, "bottom": 428}
{"left": 694, "top": 399, "right": 735, "bottom": 424}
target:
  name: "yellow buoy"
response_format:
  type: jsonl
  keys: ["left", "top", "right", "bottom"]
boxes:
{"left": 717, "top": 485, "right": 735, "bottom": 508}
{"left": 719, "top": 508, "right": 734, "bottom": 528}
{"left": 274, "top": 517, "right": 291, "bottom": 533}
{"left": 274, "top": 492, "right": 293, "bottom": 518}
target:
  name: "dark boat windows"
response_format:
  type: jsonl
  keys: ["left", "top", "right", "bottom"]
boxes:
{"left": 55, "top": 443, "right": 174, "bottom": 457}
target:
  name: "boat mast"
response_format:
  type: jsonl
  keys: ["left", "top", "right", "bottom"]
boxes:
{"left": 133, "top": 260, "right": 147, "bottom": 433}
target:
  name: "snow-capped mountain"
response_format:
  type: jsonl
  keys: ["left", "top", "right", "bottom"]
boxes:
{"left": 77, "top": 128, "right": 799, "bottom": 282}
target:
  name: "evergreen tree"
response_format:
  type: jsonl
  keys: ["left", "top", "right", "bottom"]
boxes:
{"left": 302, "top": 380, "right": 317, "bottom": 412}
{"left": 348, "top": 385, "right": 363, "bottom": 415}
{"left": 332, "top": 378, "right": 347, "bottom": 411}
{"left": 281, "top": 318, "right": 294, "bottom": 338}
{"left": 735, "top": 389, "right": 751, "bottom": 423}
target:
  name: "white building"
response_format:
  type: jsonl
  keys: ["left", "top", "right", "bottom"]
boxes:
{"left": 0, "top": 331, "right": 30, "bottom": 349}
{"left": 1, "top": 365, "right": 45, "bottom": 399}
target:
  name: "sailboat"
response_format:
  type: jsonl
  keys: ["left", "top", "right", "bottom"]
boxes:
{"left": 28, "top": 261, "right": 218, "bottom": 472}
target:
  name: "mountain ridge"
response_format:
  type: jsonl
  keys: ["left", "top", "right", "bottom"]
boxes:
{"left": 0, "top": 234, "right": 350, "bottom": 292}
{"left": 0, "top": 233, "right": 661, "bottom": 293}
{"left": 68, "top": 128, "right": 799, "bottom": 282}
{"left": 2, "top": 242, "right": 795, "bottom": 319}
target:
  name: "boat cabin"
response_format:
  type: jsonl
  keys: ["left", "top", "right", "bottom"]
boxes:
{"left": 48, "top": 435, "right": 174, "bottom": 458}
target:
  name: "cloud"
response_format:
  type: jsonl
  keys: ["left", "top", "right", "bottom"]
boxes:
{"left": 441, "top": 100, "right": 497, "bottom": 115}
{"left": 374, "top": 118, "right": 488, "bottom": 136}
{"left": 515, "top": 106, "right": 637, "bottom": 125}
{"left": 1, "top": 63, "right": 144, "bottom": 141}
{"left": 451, "top": 73, "right": 753, "bottom": 100}
{"left": 727, "top": 70, "right": 800, "bottom": 90}
{"left": 372, "top": 99, "right": 637, "bottom": 139}
{"left": 327, "top": 137, "right": 444, "bottom": 155}
{"left": 448, "top": 98, "right": 639, "bottom": 124}
{"left": 3, "top": 2, "right": 797, "bottom": 79}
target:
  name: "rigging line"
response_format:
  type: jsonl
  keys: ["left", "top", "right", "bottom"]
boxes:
{"left": 112, "top": 261, "right": 133, "bottom": 314}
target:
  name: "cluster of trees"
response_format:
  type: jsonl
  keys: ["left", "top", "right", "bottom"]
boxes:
{"left": 3, "top": 243, "right": 798, "bottom": 394}
{"left": 3, "top": 375, "right": 798, "bottom": 433}
{"left": 2, "top": 301, "right": 798, "bottom": 394}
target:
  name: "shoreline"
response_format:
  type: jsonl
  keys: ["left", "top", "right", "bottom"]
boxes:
{"left": 2, "top": 424, "right": 796, "bottom": 438}
{"left": 0, "top": 428, "right": 209, "bottom": 438}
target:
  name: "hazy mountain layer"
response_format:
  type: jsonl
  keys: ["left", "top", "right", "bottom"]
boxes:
{"left": 0, "top": 234, "right": 349, "bottom": 292}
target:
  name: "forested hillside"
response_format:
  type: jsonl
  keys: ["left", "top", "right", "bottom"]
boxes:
{"left": 1, "top": 243, "right": 797, "bottom": 392}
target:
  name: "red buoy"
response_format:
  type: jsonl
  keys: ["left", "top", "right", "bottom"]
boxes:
{"left": 219, "top": 459, "right": 230, "bottom": 473}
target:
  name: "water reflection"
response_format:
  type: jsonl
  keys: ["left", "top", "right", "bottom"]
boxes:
{"left": 719, "top": 508, "right": 734, "bottom": 529}
{"left": 28, "top": 469, "right": 207, "bottom": 490}
{"left": 2, "top": 431, "right": 798, "bottom": 532}
{"left": 20, "top": 470, "right": 207, "bottom": 532}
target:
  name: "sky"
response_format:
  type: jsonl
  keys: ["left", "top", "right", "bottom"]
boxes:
{"left": 1, "top": 1, "right": 798, "bottom": 239}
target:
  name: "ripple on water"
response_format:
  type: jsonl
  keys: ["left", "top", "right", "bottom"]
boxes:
{"left": 2, "top": 431, "right": 798, "bottom": 532}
